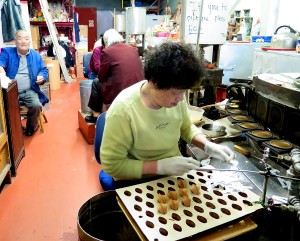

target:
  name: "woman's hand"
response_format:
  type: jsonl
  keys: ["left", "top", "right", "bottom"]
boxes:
{"left": 204, "top": 142, "right": 236, "bottom": 162}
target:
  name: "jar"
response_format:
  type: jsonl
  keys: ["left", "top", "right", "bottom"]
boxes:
{"left": 297, "top": 37, "right": 300, "bottom": 53}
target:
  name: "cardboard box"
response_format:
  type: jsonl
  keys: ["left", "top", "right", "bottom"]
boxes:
{"left": 43, "top": 59, "right": 61, "bottom": 90}
{"left": 30, "top": 26, "right": 40, "bottom": 41}
{"left": 79, "top": 25, "right": 88, "bottom": 38}
{"left": 76, "top": 64, "right": 84, "bottom": 78}
{"left": 32, "top": 40, "right": 40, "bottom": 50}
{"left": 76, "top": 50, "right": 87, "bottom": 65}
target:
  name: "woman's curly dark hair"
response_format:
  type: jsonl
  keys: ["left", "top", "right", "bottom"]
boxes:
{"left": 143, "top": 42, "right": 206, "bottom": 90}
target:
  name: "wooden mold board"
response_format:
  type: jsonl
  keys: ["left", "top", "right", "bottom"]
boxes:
{"left": 116, "top": 169, "right": 263, "bottom": 241}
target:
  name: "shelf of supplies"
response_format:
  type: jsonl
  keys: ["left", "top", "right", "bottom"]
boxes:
{"left": 30, "top": 21, "right": 73, "bottom": 27}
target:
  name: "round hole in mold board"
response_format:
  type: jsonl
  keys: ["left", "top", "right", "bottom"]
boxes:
{"left": 197, "top": 215, "right": 208, "bottom": 223}
{"left": 146, "top": 210, "right": 154, "bottom": 218}
{"left": 198, "top": 178, "right": 206, "bottom": 184}
{"left": 228, "top": 194, "right": 237, "bottom": 201}
{"left": 221, "top": 208, "right": 231, "bottom": 215}
{"left": 146, "top": 201, "right": 154, "bottom": 208}
{"left": 183, "top": 209, "right": 193, "bottom": 217}
{"left": 157, "top": 182, "right": 164, "bottom": 188}
{"left": 232, "top": 203, "right": 243, "bottom": 211}
{"left": 213, "top": 190, "right": 223, "bottom": 196}
{"left": 209, "top": 211, "right": 220, "bottom": 219}
{"left": 217, "top": 198, "right": 227, "bottom": 205}
{"left": 173, "top": 223, "right": 182, "bottom": 232}
{"left": 134, "top": 204, "right": 142, "bottom": 211}
{"left": 206, "top": 202, "right": 216, "bottom": 209}
{"left": 187, "top": 174, "right": 195, "bottom": 179}
{"left": 167, "top": 179, "right": 175, "bottom": 185}
{"left": 135, "top": 187, "right": 142, "bottom": 194}
{"left": 159, "top": 227, "right": 168, "bottom": 236}
{"left": 157, "top": 189, "right": 165, "bottom": 195}
{"left": 168, "top": 187, "right": 176, "bottom": 191}
{"left": 135, "top": 196, "right": 143, "bottom": 202}
{"left": 172, "top": 213, "right": 181, "bottom": 221}
{"left": 146, "top": 220, "right": 154, "bottom": 228}
{"left": 203, "top": 194, "right": 213, "bottom": 200}
{"left": 238, "top": 191, "right": 248, "bottom": 198}
{"left": 196, "top": 171, "right": 204, "bottom": 176}
{"left": 243, "top": 200, "right": 253, "bottom": 206}
{"left": 124, "top": 190, "right": 131, "bottom": 196}
{"left": 146, "top": 185, "right": 154, "bottom": 191}
{"left": 194, "top": 205, "right": 204, "bottom": 213}
{"left": 192, "top": 196, "right": 202, "bottom": 204}
{"left": 201, "top": 186, "right": 208, "bottom": 191}
{"left": 146, "top": 193, "right": 154, "bottom": 199}
{"left": 186, "top": 219, "right": 196, "bottom": 228}
{"left": 158, "top": 216, "right": 167, "bottom": 225}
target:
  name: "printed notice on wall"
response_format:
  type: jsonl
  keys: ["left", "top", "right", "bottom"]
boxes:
{"left": 181, "top": 0, "right": 229, "bottom": 45}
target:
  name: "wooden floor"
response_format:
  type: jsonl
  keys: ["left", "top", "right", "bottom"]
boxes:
{"left": 0, "top": 79, "right": 103, "bottom": 241}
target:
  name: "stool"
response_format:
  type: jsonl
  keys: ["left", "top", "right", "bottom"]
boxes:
{"left": 20, "top": 105, "right": 48, "bottom": 133}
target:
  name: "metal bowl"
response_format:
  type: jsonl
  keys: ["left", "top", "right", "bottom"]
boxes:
{"left": 201, "top": 124, "right": 226, "bottom": 137}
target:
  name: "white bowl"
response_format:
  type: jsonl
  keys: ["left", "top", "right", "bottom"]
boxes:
{"left": 188, "top": 106, "right": 204, "bottom": 124}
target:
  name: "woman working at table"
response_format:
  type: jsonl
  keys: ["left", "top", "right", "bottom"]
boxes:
{"left": 100, "top": 42, "right": 235, "bottom": 188}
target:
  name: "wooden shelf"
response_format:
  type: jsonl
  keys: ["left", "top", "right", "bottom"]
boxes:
{"left": 30, "top": 21, "right": 73, "bottom": 27}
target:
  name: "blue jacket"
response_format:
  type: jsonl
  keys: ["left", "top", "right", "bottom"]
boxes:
{"left": 0, "top": 47, "right": 49, "bottom": 105}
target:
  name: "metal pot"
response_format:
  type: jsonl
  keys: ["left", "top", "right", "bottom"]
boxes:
{"left": 201, "top": 124, "right": 226, "bottom": 137}
{"left": 270, "top": 25, "right": 299, "bottom": 49}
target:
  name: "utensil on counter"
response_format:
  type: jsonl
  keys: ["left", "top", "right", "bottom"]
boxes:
{"left": 201, "top": 123, "right": 226, "bottom": 138}
{"left": 233, "top": 145, "right": 263, "bottom": 162}
{"left": 234, "top": 145, "right": 292, "bottom": 162}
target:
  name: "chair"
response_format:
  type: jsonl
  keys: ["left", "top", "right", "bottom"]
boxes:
{"left": 19, "top": 103, "right": 48, "bottom": 133}
{"left": 83, "top": 52, "right": 92, "bottom": 79}
{"left": 94, "top": 112, "right": 116, "bottom": 191}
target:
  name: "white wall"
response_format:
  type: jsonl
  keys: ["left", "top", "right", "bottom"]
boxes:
{"left": 277, "top": 0, "right": 300, "bottom": 32}
{"left": 228, "top": 0, "right": 300, "bottom": 36}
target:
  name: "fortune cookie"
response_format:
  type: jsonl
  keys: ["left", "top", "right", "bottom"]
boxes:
{"left": 178, "top": 188, "right": 188, "bottom": 197}
{"left": 158, "top": 203, "right": 168, "bottom": 214}
{"left": 169, "top": 199, "right": 179, "bottom": 210}
{"left": 157, "top": 194, "right": 168, "bottom": 203}
{"left": 177, "top": 178, "right": 187, "bottom": 188}
{"left": 182, "top": 196, "right": 191, "bottom": 207}
{"left": 190, "top": 184, "right": 200, "bottom": 195}
{"left": 168, "top": 190, "right": 178, "bottom": 200}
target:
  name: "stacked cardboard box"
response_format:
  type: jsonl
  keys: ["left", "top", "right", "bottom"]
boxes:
{"left": 30, "top": 26, "right": 40, "bottom": 50}
{"left": 75, "top": 25, "right": 88, "bottom": 78}
{"left": 75, "top": 50, "right": 87, "bottom": 78}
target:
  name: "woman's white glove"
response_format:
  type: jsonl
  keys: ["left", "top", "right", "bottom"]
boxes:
{"left": 157, "top": 156, "right": 200, "bottom": 176}
{"left": 204, "top": 142, "right": 236, "bottom": 162}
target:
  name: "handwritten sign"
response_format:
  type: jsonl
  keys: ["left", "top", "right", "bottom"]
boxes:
{"left": 181, "top": 0, "right": 229, "bottom": 44}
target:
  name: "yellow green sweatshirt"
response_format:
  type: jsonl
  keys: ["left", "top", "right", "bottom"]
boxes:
{"left": 100, "top": 80, "right": 200, "bottom": 180}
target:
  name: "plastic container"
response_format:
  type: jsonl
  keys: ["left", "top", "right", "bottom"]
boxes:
{"left": 297, "top": 37, "right": 300, "bottom": 53}
{"left": 251, "top": 36, "right": 272, "bottom": 43}
{"left": 79, "top": 79, "right": 93, "bottom": 114}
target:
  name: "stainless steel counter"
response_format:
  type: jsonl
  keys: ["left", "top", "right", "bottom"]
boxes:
{"left": 189, "top": 136, "right": 290, "bottom": 202}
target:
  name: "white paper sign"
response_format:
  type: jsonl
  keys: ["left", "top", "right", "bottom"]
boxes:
{"left": 181, "top": 0, "right": 229, "bottom": 45}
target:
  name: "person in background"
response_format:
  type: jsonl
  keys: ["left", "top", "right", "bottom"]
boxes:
{"left": 0, "top": 30, "right": 49, "bottom": 136}
{"left": 88, "top": 36, "right": 105, "bottom": 79}
{"left": 85, "top": 28, "right": 144, "bottom": 123}
{"left": 100, "top": 42, "right": 236, "bottom": 189}
{"left": 93, "top": 34, "right": 103, "bottom": 49}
